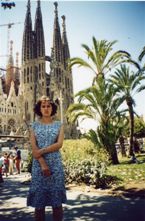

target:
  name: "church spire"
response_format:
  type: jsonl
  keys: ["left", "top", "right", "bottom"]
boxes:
{"left": 5, "top": 40, "right": 15, "bottom": 96}
{"left": 61, "top": 15, "right": 70, "bottom": 68}
{"left": 22, "top": 0, "right": 33, "bottom": 63}
{"left": 34, "top": 0, "right": 45, "bottom": 58}
{"left": 52, "top": 2, "right": 63, "bottom": 63}
{"left": 8, "top": 40, "right": 14, "bottom": 66}
{"left": 14, "top": 52, "right": 20, "bottom": 96}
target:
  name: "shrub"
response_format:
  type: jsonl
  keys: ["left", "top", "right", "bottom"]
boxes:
{"left": 61, "top": 139, "right": 109, "bottom": 164}
{"left": 63, "top": 159, "right": 109, "bottom": 188}
{"left": 26, "top": 151, "right": 32, "bottom": 173}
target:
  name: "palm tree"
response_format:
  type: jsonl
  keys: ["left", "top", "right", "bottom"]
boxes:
{"left": 109, "top": 65, "right": 145, "bottom": 157}
{"left": 69, "top": 37, "right": 132, "bottom": 80}
{"left": 67, "top": 77, "right": 125, "bottom": 164}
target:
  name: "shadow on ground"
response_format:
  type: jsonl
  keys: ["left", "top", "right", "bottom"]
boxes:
{"left": 0, "top": 174, "right": 145, "bottom": 221}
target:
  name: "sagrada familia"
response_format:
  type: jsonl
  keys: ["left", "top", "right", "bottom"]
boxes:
{"left": 0, "top": 0, "right": 77, "bottom": 138}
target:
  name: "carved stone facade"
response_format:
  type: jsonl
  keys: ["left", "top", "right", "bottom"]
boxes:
{"left": 0, "top": 0, "right": 77, "bottom": 138}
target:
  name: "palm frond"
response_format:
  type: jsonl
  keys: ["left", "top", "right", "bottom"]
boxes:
{"left": 84, "top": 129, "right": 102, "bottom": 149}
{"left": 137, "top": 85, "right": 145, "bottom": 93}
{"left": 139, "top": 46, "right": 145, "bottom": 61}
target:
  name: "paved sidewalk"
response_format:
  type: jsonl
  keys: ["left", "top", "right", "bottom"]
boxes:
{"left": 0, "top": 173, "right": 145, "bottom": 221}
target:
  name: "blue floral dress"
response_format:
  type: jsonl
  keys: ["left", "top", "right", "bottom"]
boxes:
{"left": 27, "top": 121, "right": 67, "bottom": 208}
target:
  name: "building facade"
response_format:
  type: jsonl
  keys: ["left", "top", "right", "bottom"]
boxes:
{"left": 0, "top": 0, "right": 76, "bottom": 138}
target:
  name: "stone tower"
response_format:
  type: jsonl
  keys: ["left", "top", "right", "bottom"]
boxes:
{"left": 49, "top": 3, "right": 76, "bottom": 137}
{"left": 21, "top": 0, "right": 46, "bottom": 122}
{"left": 5, "top": 41, "right": 15, "bottom": 96}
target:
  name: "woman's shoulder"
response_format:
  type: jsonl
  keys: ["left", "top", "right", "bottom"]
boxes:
{"left": 30, "top": 121, "right": 38, "bottom": 129}
{"left": 54, "top": 120, "right": 63, "bottom": 128}
{"left": 30, "top": 121, "right": 36, "bottom": 126}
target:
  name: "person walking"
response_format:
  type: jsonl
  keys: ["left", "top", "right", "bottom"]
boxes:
{"left": 9, "top": 153, "right": 14, "bottom": 175}
{"left": 3, "top": 152, "right": 9, "bottom": 177}
{"left": 27, "top": 95, "right": 66, "bottom": 221}
{"left": 0, "top": 153, "right": 4, "bottom": 183}
{"left": 14, "top": 146, "right": 21, "bottom": 174}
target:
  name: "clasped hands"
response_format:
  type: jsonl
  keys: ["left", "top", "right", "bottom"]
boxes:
{"left": 41, "top": 165, "right": 51, "bottom": 177}
{"left": 32, "top": 147, "right": 47, "bottom": 159}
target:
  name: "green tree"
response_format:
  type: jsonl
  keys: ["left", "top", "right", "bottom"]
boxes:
{"left": 67, "top": 78, "right": 125, "bottom": 164}
{"left": 69, "top": 37, "right": 131, "bottom": 80}
{"left": 109, "top": 65, "right": 145, "bottom": 157}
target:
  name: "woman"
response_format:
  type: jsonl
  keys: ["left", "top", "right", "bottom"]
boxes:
{"left": 27, "top": 95, "right": 66, "bottom": 221}
{"left": 14, "top": 146, "right": 21, "bottom": 174}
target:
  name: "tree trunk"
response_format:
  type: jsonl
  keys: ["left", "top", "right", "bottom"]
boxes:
{"left": 109, "top": 145, "right": 119, "bottom": 164}
{"left": 119, "top": 136, "right": 127, "bottom": 157}
{"left": 128, "top": 103, "right": 134, "bottom": 156}
{"left": 133, "top": 138, "right": 140, "bottom": 153}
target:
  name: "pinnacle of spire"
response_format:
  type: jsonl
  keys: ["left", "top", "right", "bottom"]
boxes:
{"left": 27, "top": 0, "right": 30, "bottom": 10}
{"left": 37, "top": 0, "right": 40, "bottom": 8}
{"left": 34, "top": 0, "right": 45, "bottom": 58}
{"left": 61, "top": 15, "right": 66, "bottom": 33}
{"left": 54, "top": 2, "right": 58, "bottom": 15}
{"left": 25, "top": 0, "right": 31, "bottom": 23}
{"left": 36, "top": 0, "right": 41, "bottom": 17}
{"left": 53, "top": 2, "right": 63, "bottom": 63}
{"left": 54, "top": 2, "right": 59, "bottom": 30}
{"left": 22, "top": 0, "right": 33, "bottom": 62}
{"left": 8, "top": 40, "right": 14, "bottom": 66}
{"left": 61, "top": 15, "right": 70, "bottom": 62}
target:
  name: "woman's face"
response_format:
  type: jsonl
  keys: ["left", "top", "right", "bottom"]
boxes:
{"left": 40, "top": 100, "right": 52, "bottom": 117}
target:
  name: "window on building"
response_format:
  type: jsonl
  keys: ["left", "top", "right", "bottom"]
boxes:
{"left": 27, "top": 67, "right": 29, "bottom": 83}
{"left": 24, "top": 69, "right": 26, "bottom": 83}
{"left": 30, "top": 67, "right": 33, "bottom": 82}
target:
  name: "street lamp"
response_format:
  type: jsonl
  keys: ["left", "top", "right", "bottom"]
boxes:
{"left": 58, "top": 90, "right": 63, "bottom": 123}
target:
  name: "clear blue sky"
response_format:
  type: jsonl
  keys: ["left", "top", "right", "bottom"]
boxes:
{"left": 0, "top": 1, "right": 145, "bottom": 130}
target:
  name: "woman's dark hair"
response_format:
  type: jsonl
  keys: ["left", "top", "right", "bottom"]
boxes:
{"left": 34, "top": 96, "right": 58, "bottom": 117}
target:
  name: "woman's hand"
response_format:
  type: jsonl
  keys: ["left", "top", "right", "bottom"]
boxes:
{"left": 32, "top": 148, "right": 42, "bottom": 159}
{"left": 40, "top": 164, "right": 51, "bottom": 177}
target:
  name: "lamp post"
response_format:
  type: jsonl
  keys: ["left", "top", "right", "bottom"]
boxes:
{"left": 33, "top": 62, "right": 38, "bottom": 121}
{"left": 59, "top": 90, "right": 63, "bottom": 123}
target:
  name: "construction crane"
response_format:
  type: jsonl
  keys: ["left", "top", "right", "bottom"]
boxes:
{"left": 0, "top": 22, "right": 22, "bottom": 58}
{"left": 0, "top": 67, "right": 6, "bottom": 77}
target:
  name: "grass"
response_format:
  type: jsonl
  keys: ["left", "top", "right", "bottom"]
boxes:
{"left": 107, "top": 153, "right": 145, "bottom": 188}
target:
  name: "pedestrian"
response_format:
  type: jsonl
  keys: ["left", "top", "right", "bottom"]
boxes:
{"left": 3, "top": 152, "right": 9, "bottom": 177}
{"left": 14, "top": 146, "right": 21, "bottom": 174}
{"left": 27, "top": 95, "right": 66, "bottom": 221}
{"left": 9, "top": 153, "right": 14, "bottom": 175}
{"left": 0, "top": 153, "right": 4, "bottom": 183}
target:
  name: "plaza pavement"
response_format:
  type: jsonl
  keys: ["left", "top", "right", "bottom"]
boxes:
{"left": 0, "top": 172, "right": 145, "bottom": 221}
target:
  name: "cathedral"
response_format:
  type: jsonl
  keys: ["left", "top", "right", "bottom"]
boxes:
{"left": 0, "top": 0, "right": 77, "bottom": 138}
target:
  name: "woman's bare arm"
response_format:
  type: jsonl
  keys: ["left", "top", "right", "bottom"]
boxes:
{"left": 30, "top": 129, "right": 51, "bottom": 176}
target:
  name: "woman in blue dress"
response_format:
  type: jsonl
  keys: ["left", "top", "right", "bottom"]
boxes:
{"left": 27, "top": 95, "right": 66, "bottom": 221}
